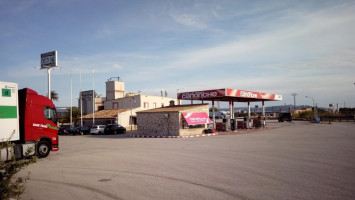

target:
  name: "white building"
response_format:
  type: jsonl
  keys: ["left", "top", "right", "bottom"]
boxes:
{"left": 80, "top": 78, "right": 177, "bottom": 129}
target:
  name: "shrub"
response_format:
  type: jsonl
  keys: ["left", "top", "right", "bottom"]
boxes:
{"left": 0, "top": 140, "right": 37, "bottom": 200}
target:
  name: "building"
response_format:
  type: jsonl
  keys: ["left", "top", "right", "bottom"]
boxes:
{"left": 79, "top": 90, "right": 104, "bottom": 115}
{"left": 81, "top": 109, "right": 130, "bottom": 127}
{"left": 137, "top": 103, "right": 211, "bottom": 136}
{"left": 294, "top": 107, "right": 313, "bottom": 115}
{"left": 56, "top": 107, "right": 68, "bottom": 126}
{"left": 80, "top": 78, "right": 177, "bottom": 129}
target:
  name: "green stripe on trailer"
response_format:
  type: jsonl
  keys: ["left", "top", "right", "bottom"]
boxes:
{"left": 0, "top": 106, "right": 17, "bottom": 118}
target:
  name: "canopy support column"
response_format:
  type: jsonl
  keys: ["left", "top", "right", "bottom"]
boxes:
{"left": 212, "top": 100, "right": 215, "bottom": 129}
{"left": 247, "top": 101, "right": 251, "bottom": 129}
{"left": 262, "top": 100, "right": 266, "bottom": 126}
{"left": 229, "top": 99, "right": 233, "bottom": 119}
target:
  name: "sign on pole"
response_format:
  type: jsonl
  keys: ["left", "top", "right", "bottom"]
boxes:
{"left": 41, "top": 51, "right": 57, "bottom": 68}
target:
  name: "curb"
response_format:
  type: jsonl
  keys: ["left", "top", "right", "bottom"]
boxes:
{"left": 129, "top": 133, "right": 219, "bottom": 138}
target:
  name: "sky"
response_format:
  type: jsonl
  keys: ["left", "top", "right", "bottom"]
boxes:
{"left": 1, "top": 0, "right": 355, "bottom": 108}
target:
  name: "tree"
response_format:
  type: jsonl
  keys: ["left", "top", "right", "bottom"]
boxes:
{"left": 209, "top": 107, "right": 219, "bottom": 112}
{"left": 50, "top": 90, "right": 59, "bottom": 102}
{"left": 63, "top": 107, "right": 81, "bottom": 126}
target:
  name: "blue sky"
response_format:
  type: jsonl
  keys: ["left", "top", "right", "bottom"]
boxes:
{"left": 1, "top": 0, "right": 355, "bottom": 108}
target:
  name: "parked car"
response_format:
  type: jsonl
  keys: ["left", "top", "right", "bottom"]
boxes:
{"left": 90, "top": 125, "right": 106, "bottom": 135}
{"left": 278, "top": 112, "right": 292, "bottom": 122}
{"left": 58, "top": 127, "right": 67, "bottom": 135}
{"left": 64, "top": 127, "right": 80, "bottom": 135}
{"left": 81, "top": 126, "right": 91, "bottom": 135}
{"left": 74, "top": 126, "right": 90, "bottom": 135}
{"left": 104, "top": 124, "right": 126, "bottom": 135}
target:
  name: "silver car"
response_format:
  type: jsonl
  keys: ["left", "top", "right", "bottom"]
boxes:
{"left": 90, "top": 125, "right": 106, "bottom": 135}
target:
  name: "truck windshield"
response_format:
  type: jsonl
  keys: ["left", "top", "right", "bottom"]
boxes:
{"left": 44, "top": 107, "right": 57, "bottom": 123}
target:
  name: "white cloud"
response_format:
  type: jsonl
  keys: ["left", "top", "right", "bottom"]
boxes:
{"left": 163, "top": 2, "right": 355, "bottom": 72}
{"left": 96, "top": 25, "right": 114, "bottom": 39}
{"left": 169, "top": 12, "right": 207, "bottom": 29}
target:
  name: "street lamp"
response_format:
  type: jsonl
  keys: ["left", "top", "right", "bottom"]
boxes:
{"left": 291, "top": 93, "right": 298, "bottom": 113}
{"left": 305, "top": 96, "right": 317, "bottom": 120}
{"left": 130, "top": 97, "right": 136, "bottom": 131}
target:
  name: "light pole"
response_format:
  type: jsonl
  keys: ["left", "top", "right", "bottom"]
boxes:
{"left": 305, "top": 96, "right": 317, "bottom": 120}
{"left": 92, "top": 69, "right": 95, "bottom": 125}
{"left": 130, "top": 97, "right": 136, "bottom": 131}
{"left": 291, "top": 93, "right": 298, "bottom": 113}
{"left": 70, "top": 73, "right": 72, "bottom": 128}
{"left": 80, "top": 71, "right": 83, "bottom": 127}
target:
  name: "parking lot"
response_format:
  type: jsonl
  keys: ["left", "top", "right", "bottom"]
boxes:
{"left": 19, "top": 121, "right": 355, "bottom": 200}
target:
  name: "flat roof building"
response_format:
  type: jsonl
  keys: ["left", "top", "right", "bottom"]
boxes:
{"left": 137, "top": 104, "right": 211, "bottom": 136}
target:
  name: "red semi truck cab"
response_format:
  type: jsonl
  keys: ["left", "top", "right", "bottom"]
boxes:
{"left": 18, "top": 88, "right": 59, "bottom": 157}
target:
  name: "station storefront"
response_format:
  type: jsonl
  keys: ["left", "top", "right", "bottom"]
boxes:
{"left": 178, "top": 88, "right": 282, "bottom": 130}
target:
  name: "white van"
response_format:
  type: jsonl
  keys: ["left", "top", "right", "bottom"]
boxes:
{"left": 90, "top": 125, "right": 106, "bottom": 135}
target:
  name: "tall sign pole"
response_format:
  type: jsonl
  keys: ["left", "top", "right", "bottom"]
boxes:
{"left": 48, "top": 68, "right": 51, "bottom": 99}
{"left": 40, "top": 51, "right": 58, "bottom": 99}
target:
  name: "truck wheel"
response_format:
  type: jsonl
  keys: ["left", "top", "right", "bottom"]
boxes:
{"left": 37, "top": 141, "right": 50, "bottom": 158}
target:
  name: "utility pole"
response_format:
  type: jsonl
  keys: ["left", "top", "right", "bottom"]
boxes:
{"left": 291, "top": 93, "right": 298, "bottom": 113}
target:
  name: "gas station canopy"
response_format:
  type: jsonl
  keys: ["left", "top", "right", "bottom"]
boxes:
{"left": 177, "top": 88, "right": 282, "bottom": 130}
{"left": 177, "top": 88, "right": 282, "bottom": 102}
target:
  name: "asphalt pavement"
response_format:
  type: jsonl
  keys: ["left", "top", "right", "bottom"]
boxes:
{"left": 19, "top": 121, "right": 355, "bottom": 200}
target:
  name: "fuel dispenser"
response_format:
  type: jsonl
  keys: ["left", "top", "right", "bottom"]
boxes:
{"left": 230, "top": 119, "right": 236, "bottom": 131}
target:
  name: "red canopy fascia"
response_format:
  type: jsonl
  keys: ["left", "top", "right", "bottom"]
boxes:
{"left": 177, "top": 88, "right": 282, "bottom": 102}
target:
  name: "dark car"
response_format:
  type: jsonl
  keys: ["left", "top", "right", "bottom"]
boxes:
{"left": 104, "top": 124, "right": 126, "bottom": 135}
{"left": 278, "top": 112, "right": 292, "bottom": 122}
{"left": 74, "top": 126, "right": 90, "bottom": 135}
{"left": 64, "top": 127, "right": 80, "bottom": 135}
{"left": 80, "top": 126, "right": 90, "bottom": 135}
{"left": 58, "top": 127, "right": 68, "bottom": 135}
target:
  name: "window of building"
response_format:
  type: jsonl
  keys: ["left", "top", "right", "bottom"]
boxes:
{"left": 153, "top": 103, "right": 157, "bottom": 108}
{"left": 144, "top": 102, "right": 149, "bottom": 108}
{"left": 98, "top": 106, "right": 104, "bottom": 111}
